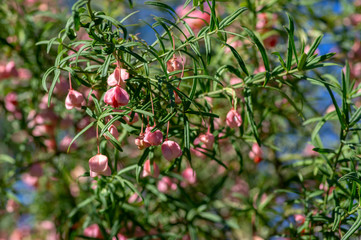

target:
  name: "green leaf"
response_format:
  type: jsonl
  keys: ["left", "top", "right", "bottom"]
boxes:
{"left": 184, "top": 0, "right": 192, "bottom": 8}
{"left": 68, "top": 196, "right": 95, "bottom": 218}
{"left": 118, "top": 46, "right": 147, "bottom": 63}
{"left": 349, "top": 107, "right": 361, "bottom": 127}
{"left": 341, "top": 209, "right": 361, "bottom": 240}
{"left": 0, "top": 154, "right": 15, "bottom": 164}
{"left": 136, "top": 148, "right": 150, "bottom": 182}
{"left": 219, "top": 7, "right": 247, "bottom": 29}
{"left": 231, "top": 139, "right": 243, "bottom": 173}
{"left": 199, "top": 212, "right": 222, "bottom": 223}
{"left": 286, "top": 32, "right": 293, "bottom": 71}
{"left": 208, "top": 0, "right": 217, "bottom": 31}
{"left": 99, "top": 115, "right": 122, "bottom": 137}
{"left": 225, "top": 43, "right": 249, "bottom": 76}
{"left": 332, "top": 206, "right": 343, "bottom": 231}
{"left": 95, "top": 14, "right": 127, "bottom": 38}
{"left": 133, "top": 109, "right": 154, "bottom": 117}
{"left": 120, "top": 10, "right": 139, "bottom": 23}
{"left": 185, "top": 111, "right": 219, "bottom": 118}
{"left": 145, "top": 1, "right": 176, "bottom": 15}
{"left": 91, "top": 93, "right": 102, "bottom": 116}
{"left": 42, "top": 66, "right": 56, "bottom": 92}
{"left": 67, "top": 121, "right": 96, "bottom": 153}
{"left": 286, "top": 14, "right": 298, "bottom": 65}
{"left": 244, "top": 88, "right": 260, "bottom": 145}
{"left": 312, "top": 148, "right": 335, "bottom": 154}
{"left": 339, "top": 172, "right": 361, "bottom": 185}
{"left": 117, "top": 164, "right": 137, "bottom": 176}
{"left": 323, "top": 81, "right": 346, "bottom": 130}
{"left": 98, "top": 121, "right": 123, "bottom": 152}
{"left": 184, "top": 114, "right": 191, "bottom": 162}
{"left": 307, "top": 35, "right": 323, "bottom": 59}
{"left": 46, "top": 37, "right": 58, "bottom": 54}
{"left": 48, "top": 69, "right": 61, "bottom": 107}
{"left": 204, "top": 33, "right": 211, "bottom": 64}
{"left": 100, "top": 54, "right": 112, "bottom": 78}
{"left": 153, "top": 111, "right": 177, "bottom": 131}
{"left": 271, "top": 52, "right": 286, "bottom": 71}
{"left": 265, "top": 86, "right": 304, "bottom": 119}
{"left": 297, "top": 53, "right": 308, "bottom": 70}
{"left": 123, "top": 179, "right": 143, "bottom": 200}
{"left": 243, "top": 27, "right": 270, "bottom": 72}
{"left": 311, "top": 111, "right": 337, "bottom": 142}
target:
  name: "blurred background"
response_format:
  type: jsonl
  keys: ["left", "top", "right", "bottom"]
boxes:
{"left": 0, "top": 0, "right": 361, "bottom": 239}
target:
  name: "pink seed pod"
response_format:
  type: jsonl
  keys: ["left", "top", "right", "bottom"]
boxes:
{"left": 32, "top": 124, "right": 53, "bottom": 137}
{"left": 302, "top": 143, "right": 319, "bottom": 157}
{"left": 0, "top": 61, "right": 18, "bottom": 80}
{"left": 175, "top": 5, "right": 211, "bottom": 32}
{"left": 29, "top": 163, "right": 43, "bottom": 177}
{"left": 294, "top": 214, "right": 306, "bottom": 226}
{"left": 263, "top": 35, "right": 278, "bottom": 49}
{"left": 249, "top": 143, "right": 263, "bottom": 164}
{"left": 44, "top": 139, "right": 57, "bottom": 152}
{"left": 38, "top": 94, "right": 52, "bottom": 110}
{"left": 161, "top": 140, "right": 182, "bottom": 161}
{"left": 144, "top": 126, "right": 163, "bottom": 146}
{"left": 142, "top": 159, "right": 160, "bottom": 178}
{"left": 181, "top": 167, "right": 196, "bottom": 186}
{"left": 34, "top": 110, "right": 57, "bottom": 125}
{"left": 107, "top": 67, "right": 128, "bottom": 88}
{"left": 190, "top": 145, "right": 207, "bottom": 159}
{"left": 112, "top": 233, "right": 128, "bottom": 240}
{"left": 90, "top": 165, "right": 111, "bottom": 178}
{"left": 135, "top": 134, "right": 151, "bottom": 150}
{"left": 128, "top": 192, "right": 142, "bottom": 204}
{"left": 88, "top": 154, "right": 108, "bottom": 173}
{"left": 104, "top": 85, "right": 129, "bottom": 108}
{"left": 83, "top": 224, "right": 102, "bottom": 238}
{"left": 104, "top": 125, "right": 119, "bottom": 140}
{"left": 226, "top": 108, "right": 242, "bottom": 128}
{"left": 6, "top": 199, "right": 19, "bottom": 213}
{"left": 167, "top": 57, "right": 182, "bottom": 73}
{"left": 157, "top": 176, "right": 177, "bottom": 193}
{"left": 198, "top": 132, "right": 215, "bottom": 149}
{"left": 4, "top": 92, "right": 18, "bottom": 112}
{"left": 256, "top": 13, "right": 268, "bottom": 30}
{"left": 17, "top": 68, "right": 31, "bottom": 81}
{"left": 65, "top": 89, "right": 85, "bottom": 110}
{"left": 123, "top": 111, "right": 139, "bottom": 124}
{"left": 325, "top": 105, "right": 336, "bottom": 114}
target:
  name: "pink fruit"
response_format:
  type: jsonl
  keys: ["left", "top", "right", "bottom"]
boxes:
{"left": 104, "top": 85, "right": 129, "bottom": 108}
{"left": 226, "top": 108, "right": 242, "bottom": 128}
{"left": 65, "top": 89, "right": 85, "bottom": 110}
{"left": 161, "top": 140, "right": 182, "bottom": 161}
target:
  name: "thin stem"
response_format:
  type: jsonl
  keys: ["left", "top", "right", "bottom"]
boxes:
{"left": 178, "top": 52, "right": 186, "bottom": 88}
{"left": 68, "top": 71, "right": 73, "bottom": 90}
{"left": 149, "top": 86, "right": 155, "bottom": 125}
{"left": 166, "top": 121, "right": 170, "bottom": 140}
{"left": 87, "top": 0, "right": 94, "bottom": 19}
{"left": 172, "top": 34, "right": 176, "bottom": 58}
{"left": 96, "top": 123, "right": 100, "bottom": 154}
